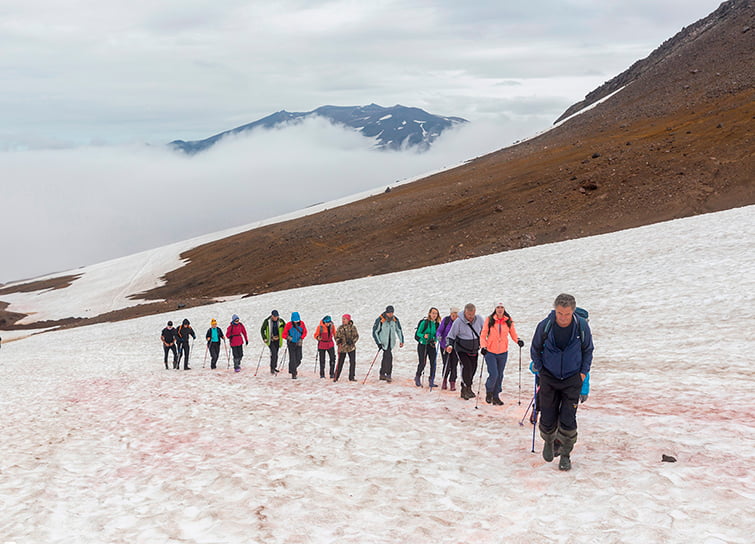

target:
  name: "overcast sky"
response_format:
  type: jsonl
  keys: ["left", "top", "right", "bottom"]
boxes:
{"left": 0, "top": 0, "right": 724, "bottom": 283}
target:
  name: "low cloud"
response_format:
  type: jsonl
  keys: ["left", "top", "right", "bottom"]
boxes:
{"left": 0, "top": 116, "right": 537, "bottom": 283}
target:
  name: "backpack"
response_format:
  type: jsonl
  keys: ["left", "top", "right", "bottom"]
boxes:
{"left": 414, "top": 319, "right": 424, "bottom": 342}
{"left": 540, "top": 307, "right": 590, "bottom": 358}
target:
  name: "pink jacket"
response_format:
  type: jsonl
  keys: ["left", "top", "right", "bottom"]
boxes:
{"left": 226, "top": 322, "right": 248, "bottom": 347}
{"left": 480, "top": 316, "right": 519, "bottom": 354}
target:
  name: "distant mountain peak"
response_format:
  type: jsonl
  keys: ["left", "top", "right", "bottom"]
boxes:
{"left": 170, "top": 104, "right": 468, "bottom": 154}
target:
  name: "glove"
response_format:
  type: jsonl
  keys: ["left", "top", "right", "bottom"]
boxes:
{"left": 480, "top": 348, "right": 488, "bottom": 355}
{"left": 245, "top": 341, "right": 249, "bottom": 346}
{"left": 580, "top": 394, "right": 588, "bottom": 403}
{"left": 517, "top": 339, "right": 525, "bottom": 348}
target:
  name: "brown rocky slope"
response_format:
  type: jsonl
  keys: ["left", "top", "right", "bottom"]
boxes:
{"left": 1, "top": 0, "right": 753, "bottom": 329}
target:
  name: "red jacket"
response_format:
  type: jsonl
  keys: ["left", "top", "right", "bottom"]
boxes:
{"left": 480, "top": 316, "right": 519, "bottom": 354}
{"left": 314, "top": 321, "right": 336, "bottom": 349}
{"left": 226, "top": 322, "right": 248, "bottom": 347}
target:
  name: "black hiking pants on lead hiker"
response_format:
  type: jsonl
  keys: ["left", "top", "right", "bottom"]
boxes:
{"left": 415, "top": 343, "right": 437, "bottom": 382}
{"left": 208, "top": 342, "right": 221, "bottom": 369}
{"left": 457, "top": 351, "right": 478, "bottom": 387}
{"left": 538, "top": 369, "right": 582, "bottom": 434}
{"left": 335, "top": 350, "right": 356, "bottom": 381}
{"left": 269, "top": 342, "right": 280, "bottom": 372}
{"left": 318, "top": 347, "right": 336, "bottom": 377}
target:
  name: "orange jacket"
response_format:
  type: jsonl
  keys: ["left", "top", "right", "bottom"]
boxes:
{"left": 480, "top": 316, "right": 519, "bottom": 354}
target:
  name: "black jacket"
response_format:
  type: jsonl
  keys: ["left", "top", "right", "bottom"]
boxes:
{"left": 176, "top": 325, "right": 196, "bottom": 343}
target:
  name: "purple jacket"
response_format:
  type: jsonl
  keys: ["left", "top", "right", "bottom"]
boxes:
{"left": 436, "top": 315, "right": 455, "bottom": 350}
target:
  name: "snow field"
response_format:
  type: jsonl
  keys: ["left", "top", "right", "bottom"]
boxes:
{"left": 1, "top": 205, "right": 753, "bottom": 543}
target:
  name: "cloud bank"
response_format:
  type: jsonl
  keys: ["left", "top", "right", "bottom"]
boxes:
{"left": 0, "top": 117, "right": 535, "bottom": 283}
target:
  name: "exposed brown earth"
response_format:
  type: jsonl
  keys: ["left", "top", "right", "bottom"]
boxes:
{"left": 1, "top": 0, "right": 753, "bottom": 330}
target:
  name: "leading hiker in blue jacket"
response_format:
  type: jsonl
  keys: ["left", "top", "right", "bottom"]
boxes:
{"left": 372, "top": 305, "right": 404, "bottom": 383}
{"left": 530, "top": 293, "right": 594, "bottom": 471}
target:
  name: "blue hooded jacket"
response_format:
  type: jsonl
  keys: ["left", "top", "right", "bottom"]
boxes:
{"left": 530, "top": 310, "right": 593, "bottom": 379}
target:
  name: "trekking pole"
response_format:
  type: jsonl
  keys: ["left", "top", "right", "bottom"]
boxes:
{"left": 224, "top": 339, "right": 231, "bottom": 369}
{"left": 362, "top": 348, "right": 382, "bottom": 384}
{"left": 202, "top": 342, "right": 209, "bottom": 369}
{"left": 277, "top": 345, "right": 289, "bottom": 373}
{"left": 518, "top": 396, "right": 534, "bottom": 426}
{"left": 518, "top": 345, "right": 522, "bottom": 405}
{"left": 474, "top": 353, "right": 486, "bottom": 410}
{"left": 254, "top": 345, "right": 265, "bottom": 376}
{"left": 530, "top": 376, "right": 539, "bottom": 453}
{"left": 314, "top": 350, "right": 319, "bottom": 376}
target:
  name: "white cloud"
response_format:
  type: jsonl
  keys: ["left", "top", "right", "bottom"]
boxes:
{"left": 0, "top": 117, "right": 535, "bottom": 283}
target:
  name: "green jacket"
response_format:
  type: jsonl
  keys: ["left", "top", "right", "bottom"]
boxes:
{"left": 260, "top": 316, "right": 286, "bottom": 347}
{"left": 416, "top": 318, "right": 439, "bottom": 345}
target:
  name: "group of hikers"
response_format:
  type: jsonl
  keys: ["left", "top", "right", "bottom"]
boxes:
{"left": 159, "top": 293, "right": 594, "bottom": 470}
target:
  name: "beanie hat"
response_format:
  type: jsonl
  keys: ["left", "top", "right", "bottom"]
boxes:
{"left": 496, "top": 302, "right": 505, "bottom": 308}
{"left": 291, "top": 311, "right": 300, "bottom": 322}
{"left": 211, "top": 318, "right": 217, "bottom": 326}
{"left": 232, "top": 314, "right": 239, "bottom": 322}
{"left": 343, "top": 314, "right": 351, "bottom": 321}
{"left": 182, "top": 318, "right": 190, "bottom": 325}
{"left": 385, "top": 305, "right": 395, "bottom": 313}
{"left": 167, "top": 320, "right": 173, "bottom": 326}
{"left": 323, "top": 315, "right": 332, "bottom": 323}
{"left": 271, "top": 310, "right": 279, "bottom": 317}
{"left": 449, "top": 307, "right": 460, "bottom": 313}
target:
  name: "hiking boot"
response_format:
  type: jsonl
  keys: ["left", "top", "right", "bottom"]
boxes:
{"left": 234, "top": 368, "right": 240, "bottom": 373}
{"left": 449, "top": 381, "right": 456, "bottom": 391}
{"left": 542, "top": 440, "right": 555, "bottom": 462}
{"left": 467, "top": 386, "right": 476, "bottom": 399}
{"left": 460, "top": 385, "right": 470, "bottom": 400}
{"left": 428, "top": 380, "right": 437, "bottom": 389}
{"left": 414, "top": 375, "right": 422, "bottom": 387}
{"left": 553, "top": 439, "right": 562, "bottom": 458}
{"left": 485, "top": 392, "right": 493, "bottom": 404}
{"left": 379, "top": 374, "right": 387, "bottom": 381}
{"left": 559, "top": 454, "right": 572, "bottom": 471}
{"left": 441, "top": 379, "right": 448, "bottom": 390}
{"left": 492, "top": 394, "right": 503, "bottom": 406}
{"left": 349, "top": 377, "right": 357, "bottom": 382}
{"left": 164, "top": 362, "right": 169, "bottom": 370}
{"left": 385, "top": 375, "right": 392, "bottom": 383}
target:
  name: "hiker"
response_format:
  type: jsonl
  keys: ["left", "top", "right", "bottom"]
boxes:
{"left": 260, "top": 310, "right": 286, "bottom": 374}
{"left": 334, "top": 314, "right": 359, "bottom": 382}
{"left": 480, "top": 302, "right": 524, "bottom": 405}
{"left": 160, "top": 321, "right": 178, "bottom": 370}
{"left": 372, "top": 305, "right": 404, "bottom": 383}
{"left": 205, "top": 319, "right": 225, "bottom": 369}
{"left": 531, "top": 293, "right": 594, "bottom": 471}
{"left": 176, "top": 319, "right": 196, "bottom": 370}
{"left": 283, "top": 312, "right": 307, "bottom": 379}
{"left": 437, "top": 307, "right": 460, "bottom": 390}
{"left": 445, "top": 303, "right": 484, "bottom": 399}
{"left": 226, "top": 314, "right": 249, "bottom": 372}
{"left": 314, "top": 315, "right": 337, "bottom": 378}
{"left": 414, "top": 307, "right": 441, "bottom": 388}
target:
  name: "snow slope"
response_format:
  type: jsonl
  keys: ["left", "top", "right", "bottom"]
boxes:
{"left": 1, "top": 205, "right": 753, "bottom": 543}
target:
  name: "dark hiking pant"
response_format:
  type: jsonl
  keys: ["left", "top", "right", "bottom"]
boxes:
{"left": 335, "top": 350, "right": 356, "bottom": 381}
{"left": 415, "top": 343, "right": 438, "bottom": 382}
{"left": 318, "top": 347, "right": 336, "bottom": 377}
{"left": 458, "top": 351, "right": 478, "bottom": 387}
{"left": 163, "top": 344, "right": 177, "bottom": 365}
{"left": 288, "top": 341, "right": 303, "bottom": 376}
{"left": 178, "top": 342, "right": 191, "bottom": 369}
{"left": 208, "top": 342, "right": 221, "bottom": 368}
{"left": 379, "top": 348, "right": 394, "bottom": 378}
{"left": 538, "top": 370, "right": 583, "bottom": 434}
{"left": 231, "top": 345, "right": 244, "bottom": 370}
{"left": 441, "top": 349, "right": 458, "bottom": 382}
{"left": 268, "top": 342, "right": 280, "bottom": 372}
